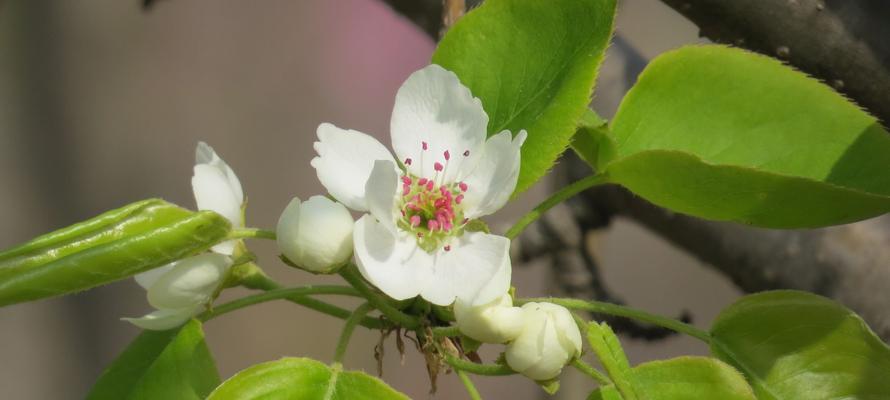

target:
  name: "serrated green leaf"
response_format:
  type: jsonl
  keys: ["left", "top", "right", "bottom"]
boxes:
{"left": 606, "top": 45, "right": 890, "bottom": 228}
{"left": 432, "top": 0, "right": 616, "bottom": 194}
{"left": 710, "top": 290, "right": 890, "bottom": 400}
{"left": 587, "top": 357, "right": 756, "bottom": 400}
{"left": 572, "top": 109, "right": 616, "bottom": 171}
{"left": 587, "top": 322, "right": 637, "bottom": 400}
{"left": 207, "top": 358, "right": 409, "bottom": 400}
{"left": 0, "top": 199, "right": 231, "bottom": 306}
{"left": 87, "top": 319, "right": 220, "bottom": 400}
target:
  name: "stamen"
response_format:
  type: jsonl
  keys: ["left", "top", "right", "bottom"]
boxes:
{"left": 428, "top": 220, "right": 440, "bottom": 231}
{"left": 422, "top": 142, "right": 428, "bottom": 151}
{"left": 444, "top": 245, "right": 451, "bottom": 251}
{"left": 434, "top": 162, "right": 443, "bottom": 172}
{"left": 418, "top": 178, "right": 428, "bottom": 186}
{"left": 463, "top": 150, "right": 470, "bottom": 157}
{"left": 459, "top": 182, "right": 468, "bottom": 192}
{"left": 401, "top": 176, "right": 412, "bottom": 185}
{"left": 404, "top": 158, "right": 412, "bottom": 166}
{"left": 410, "top": 215, "right": 421, "bottom": 227}
{"left": 426, "top": 180, "right": 434, "bottom": 191}
{"left": 444, "top": 150, "right": 450, "bottom": 161}
{"left": 455, "top": 194, "right": 464, "bottom": 204}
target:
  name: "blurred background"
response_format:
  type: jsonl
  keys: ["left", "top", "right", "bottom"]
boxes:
{"left": 0, "top": 1, "right": 739, "bottom": 398}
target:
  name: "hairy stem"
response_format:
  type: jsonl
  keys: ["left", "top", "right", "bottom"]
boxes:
{"left": 334, "top": 302, "right": 375, "bottom": 363}
{"left": 571, "top": 358, "right": 611, "bottom": 386}
{"left": 339, "top": 265, "right": 421, "bottom": 330}
{"left": 228, "top": 227, "right": 276, "bottom": 240}
{"left": 517, "top": 297, "right": 710, "bottom": 343}
{"left": 506, "top": 174, "right": 610, "bottom": 239}
{"left": 456, "top": 369, "right": 483, "bottom": 400}
{"left": 238, "top": 273, "right": 388, "bottom": 329}
{"left": 443, "top": 353, "right": 516, "bottom": 376}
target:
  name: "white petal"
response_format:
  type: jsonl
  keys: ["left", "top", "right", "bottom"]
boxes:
{"left": 196, "top": 141, "right": 244, "bottom": 205}
{"left": 353, "top": 214, "right": 433, "bottom": 301}
{"left": 122, "top": 307, "right": 197, "bottom": 331}
{"left": 134, "top": 263, "right": 174, "bottom": 290}
{"left": 276, "top": 196, "right": 355, "bottom": 273}
{"left": 146, "top": 253, "right": 232, "bottom": 310}
{"left": 519, "top": 316, "right": 572, "bottom": 381}
{"left": 364, "top": 160, "right": 400, "bottom": 235}
{"left": 461, "top": 130, "right": 527, "bottom": 219}
{"left": 193, "top": 163, "right": 243, "bottom": 228}
{"left": 390, "top": 65, "right": 487, "bottom": 183}
{"left": 538, "top": 302, "right": 583, "bottom": 356}
{"left": 311, "top": 123, "right": 396, "bottom": 212}
{"left": 505, "top": 305, "right": 548, "bottom": 372}
{"left": 454, "top": 294, "right": 524, "bottom": 344}
{"left": 420, "top": 232, "right": 511, "bottom": 306}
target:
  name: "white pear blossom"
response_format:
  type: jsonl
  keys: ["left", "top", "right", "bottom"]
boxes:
{"left": 505, "top": 302, "right": 583, "bottom": 381}
{"left": 192, "top": 141, "right": 245, "bottom": 255}
{"left": 454, "top": 293, "right": 524, "bottom": 344}
{"left": 312, "top": 64, "right": 526, "bottom": 307}
{"left": 126, "top": 142, "right": 243, "bottom": 330}
{"left": 277, "top": 195, "right": 355, "bottom": 273}
{"left": 123, "top": 253, "right": 232, "bottom": 330}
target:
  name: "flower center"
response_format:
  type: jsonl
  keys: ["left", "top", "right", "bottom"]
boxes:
{"left": 397, "top": 147, "right": 470, "bottom": 253}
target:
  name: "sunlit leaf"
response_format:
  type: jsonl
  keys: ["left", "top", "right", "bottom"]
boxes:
{"left": 86, "top": 319, "right": 219, "bottom": 400}
{"left": 605, "top": 45, "right": 890, "bottom": 228}
{"left": 433, "top": 0, "right": 616, "bottom": 194}
{"left": 207, "top": 358, "right": 408, "bottom": 400}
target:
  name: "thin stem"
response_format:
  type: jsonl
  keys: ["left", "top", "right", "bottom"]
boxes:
{"left": 228, "top": 227, "right": 277, "bottom": 240}
{"left": 517, "top": 297, "right": 710, "bottom": 343}
{"left": 432, "top": 325, "right": 461, "bottom": 337}
{"left": 571, "top": 358, "right": 610, "bottom": 386}
{"left": 505, "top": 173, "right": 610, "bottom": 239}
{"left": 201, "top": 286, "right": 374, "bottom": 324}
{"left": 232, "top": 272, "right": 387, "bottom": 330}
{"left": 443, "top": 353, "right": 516, "bottom": 376}
{"left": 339, "top": 265, "right": 421, "bottom": 330}
{"left": 334, "top": 302, "right": 375, "bottom": 363}
{"left": 456, "top": 369, "right": 483, "bottom": 400}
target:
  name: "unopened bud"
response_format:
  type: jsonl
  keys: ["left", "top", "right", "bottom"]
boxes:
{"left": 277, "top": 196, "right": 354, "bottom": 273}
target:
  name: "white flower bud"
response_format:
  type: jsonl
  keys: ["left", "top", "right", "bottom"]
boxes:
{"left": 454, "top": 294, "right": 524, "bottom": 344}
{"left": 277, "top": 195, "right": 354, "bottom": 273}
{"left": 505, "top": 302, "right": 583, "bottom": 381}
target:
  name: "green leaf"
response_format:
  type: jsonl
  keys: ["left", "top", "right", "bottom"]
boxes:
{"left": 587, "top": 357, "right": 756, "bottom": 400}
{"left": 572, "top": 109, "right": 616, "bottom": 172}
{"left": 710, "top": 290, "right": 890, "bottom": 400}
{"left": 0, "top": 199, "right": 231, "bottom": 306}
{"left": 432, "top": 0, "right": 616, "bottom": 194}
{"left": 207, "top": 358, "right": 409, "bottom": 400}
{"left": 87, "top": 319, "right": 220, "bottom": 400}
{"left": 606, "top": 45, "right": 890, "bottom": 228}
{"left": 587, "top": 322, "right": 637, "bottom": 400}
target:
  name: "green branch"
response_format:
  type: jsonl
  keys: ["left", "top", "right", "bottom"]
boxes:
{"left": 228, "top": 227, "right": 277, "bottom": 240}
{"left": 571, "top": 358, "right": 611, "bottom": 386}
{"left": 517, "top": 297, "right": 710, "bottom": 343}
{"left": 443, "top": 353, "right": 516, "bottom": 376}
{"left": 505, "top": 174, "right": 610, "bottom": 239}
{"left": 334, "top": 302, "right": 375, "bottom": 363}
{"left": 339, "top": 265, "right": 421, "bottom": 330}
{"left": 457, "top": 369, "right": 483, "bottom": 400}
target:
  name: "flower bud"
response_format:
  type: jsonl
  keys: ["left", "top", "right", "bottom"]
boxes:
{"left": 277, "top": 195, "right": 355, "bottom": 273}
{"left": 454, "top": 293, "right": 524, "bottom": 344}
{"left": 505, "top": 302, "right": 582, "bottom": 381}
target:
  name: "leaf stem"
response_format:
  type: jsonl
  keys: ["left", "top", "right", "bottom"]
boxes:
{"left": 339, "top": 265, "right": 421, "bottom": 330}
{"left": 228, "top": 227, "right": 276, "bottom": 240}
{"left": 505, "top": 174, "right": 610, "bottom": 239}
{"left": 443, "top": 353, "right": 516, "bottom": 376}
{"left": 334, "top": 302, "right": 375, "bottom": 363}
{"left": 456, "top": 369, "right": 484, "bottom": 400}
{"left": 571, "top": 358, "right": 611, "bottom": 386}
{"left": 517, "top": 297, "right": 710, "bottom": 343}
